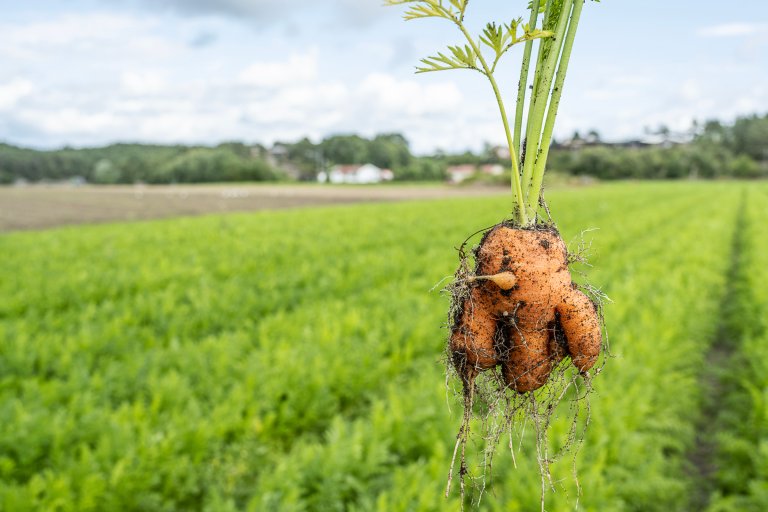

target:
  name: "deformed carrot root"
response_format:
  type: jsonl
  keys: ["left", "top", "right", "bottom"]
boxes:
{"left": 450, "top": 223, "right": 602, "bottom": 393}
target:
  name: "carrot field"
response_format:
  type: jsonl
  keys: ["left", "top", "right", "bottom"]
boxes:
{"left": 1, "top": 182, "right": 767, "bottom": 511}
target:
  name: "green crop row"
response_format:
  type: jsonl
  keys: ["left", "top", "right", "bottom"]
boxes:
{"left": 0, "top": 182, "right": 750, "bottom": 511}
{"left": 708, "top": 184, "right": 768, "bottom": 512}
{"left": 375, "top": 183, "right": 742, "bottom": 512}
{"left": 198, "top": 183, "right": 725, "bottom": 512}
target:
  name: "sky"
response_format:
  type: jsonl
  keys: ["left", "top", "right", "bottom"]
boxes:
{"left": 0, "top": 0, "right": 766, "bottom": 154}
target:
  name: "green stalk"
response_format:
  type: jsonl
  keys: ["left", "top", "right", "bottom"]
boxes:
{"left": 523, "top": 0, "right": 553, "bottom": 160}
{"left": 455, "top": 22, "right": 528, "bottom": 225}
{"left": 519, "top": 0, "right": 573, "bottom": 219}
{"left": 388, "top": 0, "right": 589, "bottom": 225}
{"left": 526, "top": 0, "right": 583, "bottom": 214}
{"left": 513, "top": 0, "right": 541, "bottom": 160}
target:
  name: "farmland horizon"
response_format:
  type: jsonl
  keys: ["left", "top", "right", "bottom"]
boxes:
{"left": 1, "top": 106, "right": 765, "bottom": 159}
{"left": 3, "top": 112, "right": 765, "bottom": 188}
{"left": 0, "top": 110, "right": 760, "bottom": 155}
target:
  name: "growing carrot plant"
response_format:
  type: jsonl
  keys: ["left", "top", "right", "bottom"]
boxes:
{"left": 386, "top": 0, "right": 601, "bottom": 504}
{"left": 386, "top": 0, "right": 589, "bottom": 224}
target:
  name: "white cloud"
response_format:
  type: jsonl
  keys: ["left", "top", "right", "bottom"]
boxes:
{"left": 1, "top": 2, "right": 766, "bottom": 153}
{"left": 111, "top": 0, "right": 384, "bottom": 28}
{"left": 120, "top": 71, "right": 170, "bottom": 96}
{"left": 697, "top": 22, "right": 768, "bottom": 38}
{"left": 0, "top": 79, "right": 34, "bottom": 110}
{"left": 359, "top": 73, "right": 462, "bottom": 116}
{"left": 583, "top": 73, "right": 657, "bottom": 103}
{"left": 0, "top": 13, "right": 181, "bottom": 65}
{"left": 243, "top": 82, "right": 348, "bottom": 125}
{"left": 2, "top": 13, "right": 152, "bottom": 46}
{"left": 235, "top": 71, "right": 465, "bottom": 149}
{"left": 239, "top": 50, "right": 319, "bottom": 88}
{"left": 0, "top": 50, "right": 470, "bottom": 149}
{"left": 679, "top": 79, "right": 703, "bottom": 102}
{"left": 333, "top": 0, "right": 383, "bottom": 27}
{"left": 17, "top": 108, "right": 117, "bottom": 137}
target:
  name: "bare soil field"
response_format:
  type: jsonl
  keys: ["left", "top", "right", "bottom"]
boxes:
{"left": 0, "top": 183, "right": 506, "bottom": 231}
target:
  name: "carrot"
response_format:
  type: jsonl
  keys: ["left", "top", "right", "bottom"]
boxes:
{"left": 451, "top": 224, "right": 601, "bottom": 392}
{"left": 386, "top": 0, "right": 601, "bottom": 503}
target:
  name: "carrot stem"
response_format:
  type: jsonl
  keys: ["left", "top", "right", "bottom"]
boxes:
{"left": 520, "top": 0, "right": 573, "bottom": 222}
{"left": 455, "top": 22, "right": 528, "bottom": 225}
{"left": 513, "top": 0, "right": 541, "bottom": 162}
{"left": 520, "top": 0, "right": 554, "bottom": 193}
{"left": 387, "top": 0, "right": 589, "bottom": 226}
{"left": 526, "top": 0, "right": 583, "bottom": 214}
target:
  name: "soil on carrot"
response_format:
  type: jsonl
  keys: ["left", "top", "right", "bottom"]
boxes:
{"left": 443, "top": 219, "right": 607, "bottom": 508}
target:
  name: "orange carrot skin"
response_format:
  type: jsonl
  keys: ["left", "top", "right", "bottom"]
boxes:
{"left": 450, "top": 224, "right": 601, "bottom": 392}
{"left": 450, "top": 290, "right": 499, "bottom": 371}
{"left": 557, "top": 287, "right": 601, "bottom": 372}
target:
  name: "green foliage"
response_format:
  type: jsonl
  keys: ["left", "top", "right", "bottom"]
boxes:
{"left": 730, "top": 114, "right": 768, "bottom": 161}
{"left": 0, "top": 168, "right": 14, "bottom": 184}
{"left": 0, "top": 182, "right": 761, "bottom": 510}
{"left": 274, "top": 137, "right": 322, "bottom": 181}
{"left": 319, "top": 133, "right": 413, "bottom": 170}
{"left": 91, "top": 159, "right": 122, "bottom": 184}
{"left": 414, "top": 19, "right": 549, "bottom": 74}
{"left": 387, "top": 0, "right": 562, "bottom": 225}
{"left": 729, "top": 154, "right": 762, "bottom": 179}
{"left": 151, "top": 148, "right": 277, "bottom": 184}
{"left": 386, "top": 0, "right": 468, "bottom": 21}
{"left": 538, "top": 0, "right": 566, "bottom": 63}
{"left": 707, "top": 184, "right": 768, "bottom": 511}
{"left": 320, "top": 134, "right": 370, "bottom": 166}
{"left": 545, "top": 131, "right": 767, "bottom": 180}
{"left": 275, "top": 133, "right": 421, "bottom": 180}
{"left": 0, "top": 133, "right": 437, "bottom": 184}
{"left": 386, "top": 0, "right": 550, "bottom": 75}
{"left": 417, "top": 43, "right": 479, "bottom": 73}
{"left": 394, "top": 158, "right": 446, "bottom": 181}
{"left": 0, "top": 143, "right": 280, "bottom": 185}
{"left": 1, "top": 113, "right": 764, "bottom": 185}
{"left": 0, "top": 142, "right": 92, "bottom": 182}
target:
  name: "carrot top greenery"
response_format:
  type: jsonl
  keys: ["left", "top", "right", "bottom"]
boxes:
{"left": 387, "top": 2, "right": 603, "bottom": 505}
{"left": 386, "top": 0, "right": 592, "bottom": 226}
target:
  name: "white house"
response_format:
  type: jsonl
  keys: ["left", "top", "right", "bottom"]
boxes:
{"left": 447, "top": 164, "right": 505, "bottom": 184}
{"left": 319, "top": 164, "right": 393, "bottom": 184}
{"left": 479, "top": 164, "right": 504, "bottom": 176}
{"left": 446, "top": 164, "right": 476, "bottom": 184}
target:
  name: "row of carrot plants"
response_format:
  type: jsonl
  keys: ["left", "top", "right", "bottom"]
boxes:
{"left": 243, "top": 183, "right": 743, "bottom": 511}
{"left": 0, "top": 182, "right": 746, "bottom": 510}
{"left": 708, "top": 184, "right": 768, "bottom": 511}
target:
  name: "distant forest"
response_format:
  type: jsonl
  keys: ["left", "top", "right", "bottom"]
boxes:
{"left": 1, "top": 114, "right": 766, "bottom": 184}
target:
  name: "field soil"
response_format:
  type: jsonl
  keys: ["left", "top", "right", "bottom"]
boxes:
{"left": 0, "top": 183, "right": 505, "bottom": 231}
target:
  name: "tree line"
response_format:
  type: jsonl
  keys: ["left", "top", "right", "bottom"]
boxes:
{"left": 0, "top": 143, "right": 278, "bottom": 185}
{"left": 548, "top": 115, "right": 767, "bottom": 180}
{"left": 0, "top": 114, "right": 765, "bottom": 184}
